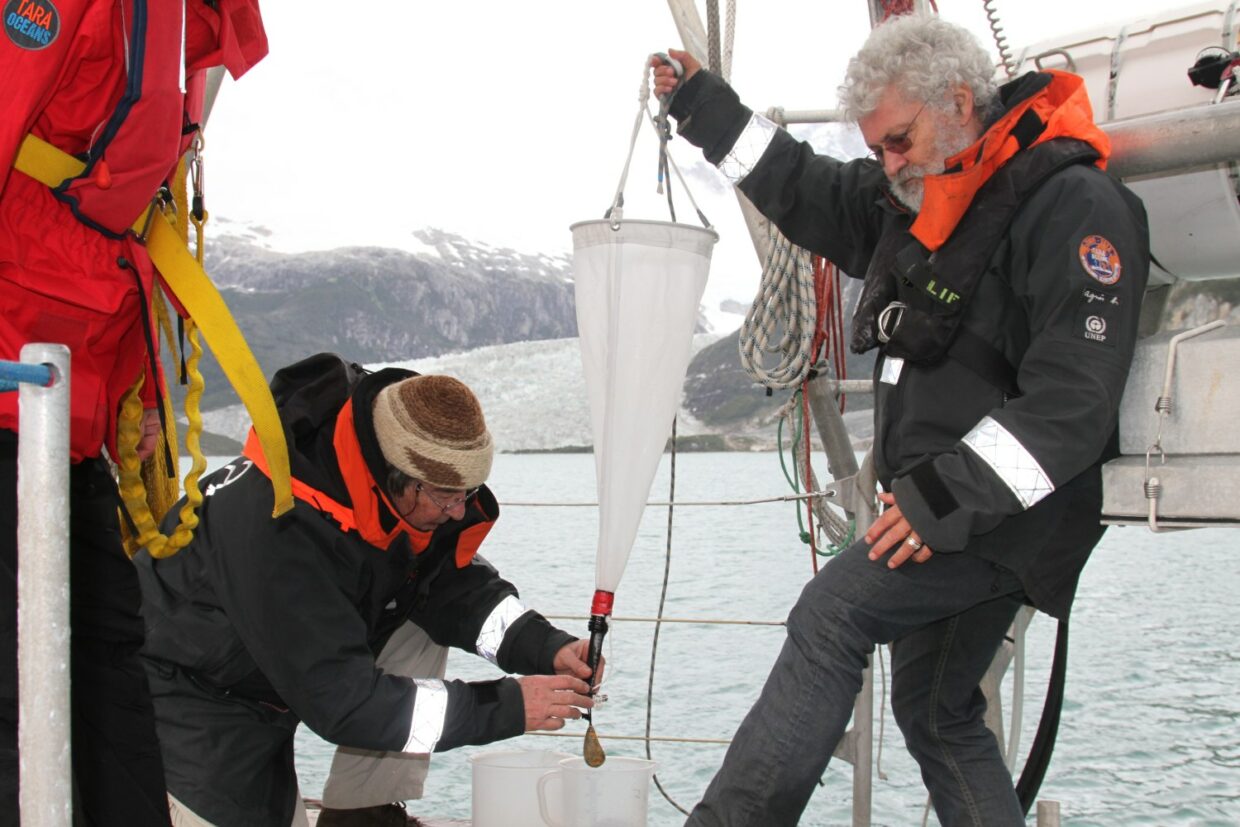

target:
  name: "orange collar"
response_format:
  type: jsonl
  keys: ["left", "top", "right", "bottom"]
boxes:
{"left": 331, "top": 399, "right": 433, "bottom": 553}
{"left": 909, "top": 71, "right": 1110, "bottom": 252}
{"left": 242, "top": 401, "right": 431, "bottom": 553}
{"left": 243, "top": 398, "right": 495, "bottom": 568}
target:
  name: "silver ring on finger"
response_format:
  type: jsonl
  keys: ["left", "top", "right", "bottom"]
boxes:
{"left": 906, "top": 537, "right": 923, "bottom": 551}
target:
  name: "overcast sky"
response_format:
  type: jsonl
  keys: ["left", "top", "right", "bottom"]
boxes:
{"left": 203, "top": 0, "right": 1203, "bottom": 315}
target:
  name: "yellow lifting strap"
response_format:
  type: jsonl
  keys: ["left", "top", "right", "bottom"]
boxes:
{"left": 13, "top": 133, "right": 294, "bottom": 518}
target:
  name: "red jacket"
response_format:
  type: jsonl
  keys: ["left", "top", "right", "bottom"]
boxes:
{"left": 0, "top": 0, "right": 266, "bottom": 461}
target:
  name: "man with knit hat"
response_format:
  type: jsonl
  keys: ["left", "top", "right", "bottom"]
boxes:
{"left": 134, "top": 353, "right": 595, "bottom": 827}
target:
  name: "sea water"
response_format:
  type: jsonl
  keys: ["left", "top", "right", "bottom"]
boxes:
{"left": 274, "top": 451, "right": 1238, "bottom": 826}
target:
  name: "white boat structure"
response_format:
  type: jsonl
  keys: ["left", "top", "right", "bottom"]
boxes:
{"left": 5, "top": 1, "right": 1238, "bottom": 825}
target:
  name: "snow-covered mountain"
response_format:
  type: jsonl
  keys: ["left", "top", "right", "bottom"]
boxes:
{"left": 200, "top": 331, "right": 877, "bottom": 455}
{"left": 185, "top": 217, "right": 876, "bottom": 454}
{"left": 187, "top": 225, "right": 751, "bottom": 409}
{"left": 202, "top": 335, "right": 723, "bottom": 453}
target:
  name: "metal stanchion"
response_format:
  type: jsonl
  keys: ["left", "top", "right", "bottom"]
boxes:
{"left": 15, "top": 344, "right": 72, "bottom": 826}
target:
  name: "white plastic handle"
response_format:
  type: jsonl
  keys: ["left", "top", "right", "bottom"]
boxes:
{"left": 536, "top": 768, "right": 562, "bottom": 827}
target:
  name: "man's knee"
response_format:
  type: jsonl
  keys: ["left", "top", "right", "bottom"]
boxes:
{"left": 785, "top": 579, "right": 875, "bottom": 679}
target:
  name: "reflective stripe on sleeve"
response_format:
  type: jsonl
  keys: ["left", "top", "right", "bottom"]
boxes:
{"left": 402, "top": 679, "right": 449, "bottom": 753}
{"left": 719, "top": 113, "right": 778, "bottom": 184}
{"left": 475, "top": 595, "right": 529, "bottom": 665}
{"left": 961, "top": 416, "right": 1054, "bottom": 509}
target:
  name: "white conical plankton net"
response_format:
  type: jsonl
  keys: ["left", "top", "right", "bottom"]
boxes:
{"left": 571, "top": 57, "right": 719, "bottom": 763}
{"left": 571, "top": 218, "right": 716, "bottom": 599}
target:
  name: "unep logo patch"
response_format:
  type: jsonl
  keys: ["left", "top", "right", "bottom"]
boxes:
{"left": 4, "top": 0, "right": 59, "bottom": 50}
{"left": 1078, "top": 235, "right": 1122, "bottom": 285}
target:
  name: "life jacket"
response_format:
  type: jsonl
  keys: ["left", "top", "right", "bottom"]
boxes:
{"left": 50, "top": 0, "right": 185, "bottom": 237}
{"left": 52, "top": 0, "right": 267, "bottom": 238}
{"left": 242, "top": 398, "right": 495, "bottom": 570}
{"left": 2, "top": 0, "right": 271, "bottom": 466}
{"left": 850, "top": 71, "right": 1110, "bottom": 393}
{"left": 909, "top": 70, "right": 1110, "bottom": 252}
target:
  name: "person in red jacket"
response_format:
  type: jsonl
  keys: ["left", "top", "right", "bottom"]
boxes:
{"left": 0, "top": 1, "right": 267, "bottom": 823}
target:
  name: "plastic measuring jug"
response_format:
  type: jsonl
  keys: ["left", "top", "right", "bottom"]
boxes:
{"left": 537, "top": 756, "right": 657, "bottom": 827}
{"left": 469, "top": 749, "right": 574, "bottom": 827}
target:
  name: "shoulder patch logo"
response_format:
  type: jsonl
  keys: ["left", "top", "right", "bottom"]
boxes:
{"left": 4, "top": 0, "right": 59, "bottom": 50}
{"left": 1078, "top": 235, "right": 1122, "bottom": 285}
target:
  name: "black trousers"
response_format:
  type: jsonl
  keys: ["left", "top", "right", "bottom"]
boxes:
{"left": 1, "top": 431, "right": 170, "bottom": 827}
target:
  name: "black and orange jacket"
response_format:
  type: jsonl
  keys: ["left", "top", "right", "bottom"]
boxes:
{"left": 135, "top": 353, "right": 574, "bottom": 824}
{"left": 672, "top": 70, "right": 1150, "bottom": 618}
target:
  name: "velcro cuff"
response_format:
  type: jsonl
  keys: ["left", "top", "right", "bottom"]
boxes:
{"left": 907, "top": 458, "right": 960, "bottom": 519}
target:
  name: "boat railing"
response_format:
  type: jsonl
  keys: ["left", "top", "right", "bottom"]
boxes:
{"left": 2, "top": 345, "right": 72, "bottom": 827}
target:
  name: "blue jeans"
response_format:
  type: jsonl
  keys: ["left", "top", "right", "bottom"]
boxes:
{"left": 686, "top": 539, "right": 1028, "bottom": 827}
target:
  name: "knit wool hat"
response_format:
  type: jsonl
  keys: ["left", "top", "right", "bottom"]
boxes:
{"left": 371, "top": 374, "right": 494, "bottom": 490}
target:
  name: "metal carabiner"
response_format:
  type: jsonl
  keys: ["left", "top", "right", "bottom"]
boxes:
{"left": 876, "top": 301, "right": 907, "bottom": 344}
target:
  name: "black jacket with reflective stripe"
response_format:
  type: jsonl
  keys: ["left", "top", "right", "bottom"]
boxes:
{"left": 135, "top": 353, "right": 574, "bottom": 825}
{"left": 672, "top": 71, "right": 1150, "bottom": 617}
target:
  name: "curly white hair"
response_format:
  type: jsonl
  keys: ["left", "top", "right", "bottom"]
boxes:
{"left": 839, "top": 14, "right": 1000, "bottom": 121}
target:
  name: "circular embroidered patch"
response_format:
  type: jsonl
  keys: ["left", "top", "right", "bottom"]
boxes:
{"left": 1078, "top": 235, "right": 1122, "bottom": 285}
{"left": 4, "top": 0, "right": 59, "bottom": 49}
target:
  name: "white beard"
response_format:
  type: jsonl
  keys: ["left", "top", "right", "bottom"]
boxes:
{"left": 889, "top": 115, "right": 977, "bottom": 213}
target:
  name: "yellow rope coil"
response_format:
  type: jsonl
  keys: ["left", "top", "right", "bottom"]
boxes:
{"left": 116, "top": 155, "right": 212, "bottom": 558}
{"left": 117, "top": 318, "right": 209, "bottom": 558}
{"left": 136, "top": 296, "right": 179, "bottom": 530}
{"left": 14, "top": 133, "right": 294, "bottom": 520}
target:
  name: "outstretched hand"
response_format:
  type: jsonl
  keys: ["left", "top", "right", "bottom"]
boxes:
{"left": 518, "top": 674, "right": 594, "bottom": 732}
{"left": 864, "top": 492, "right": 934, "bottom": 569}
{"left": 650, "top": 48, "right": 701, "bottom": 99}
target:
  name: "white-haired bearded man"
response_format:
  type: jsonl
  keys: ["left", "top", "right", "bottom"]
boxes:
{"left": 655, "top": 13, "right": 1149, "bottom": 827}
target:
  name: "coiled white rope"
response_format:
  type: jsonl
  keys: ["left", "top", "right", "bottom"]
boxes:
{"left": 738, "top": 220, "right": 819, "bottom": 389}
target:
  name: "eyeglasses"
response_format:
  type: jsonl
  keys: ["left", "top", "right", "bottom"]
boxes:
{"left": 867, "top": 102, "right": 927, "bottom": 162}
{"left": 415, "top": 482, "right": 480, "bottom": 514}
